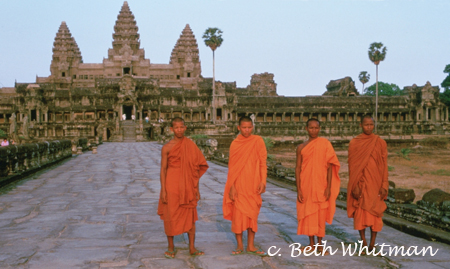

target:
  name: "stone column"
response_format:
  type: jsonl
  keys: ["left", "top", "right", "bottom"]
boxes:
{"left": 282, "top": 112, "right": 285, "bottom": 122}
{"left": 199, "top": 110, "right": 203, "bottom": 121}
{"left": 133, "top": 105, "right": 136, "bottom": 118}
{"left": 300, "top": 113, "right": 304, "bottom": 122}
{"left": 170, "top": 108, "right": 174, "bottom": 119}
{"left": 53, "top": 127, "right": 56, "bottom": 137}
{"left": 82, "top": 111, "right": 86, "bottom": 121}
{"left": 119, "top": 105, "right": 123, "bottom": 121}
{"left": 328, "top": 112, "right": 331, "bottom": 122}
{"left": 263, "top": 113, "right": 267, "bottom": 122}
{"left": 36, "top": 109, "right": 40, "bottom": 123}
{"left": 337, "top": 112, "right": 341, "bottom": 122}
{"left": 139, "top": 110, "right": 143, "bottom": 121}
{"left": 71, "top": 111, "right": 74, "bottom": 122}
{"left": 94, "top": 109, "right": 97, "bottom": 120}
{"left": 291, "top": 112, "right": 294, "bottom": 122}
{"left": 273, "top": 113, "right": 276, "bottom": 123}
{"left": 425, "top": 108, "right": 428, "bottom": 121}
{"left": 190, "top": 110, "right": 193, "bottom": 122}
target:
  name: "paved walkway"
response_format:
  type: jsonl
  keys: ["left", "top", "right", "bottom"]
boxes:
{"left": 0, "top": 142, "right": 449, "bottom": 268}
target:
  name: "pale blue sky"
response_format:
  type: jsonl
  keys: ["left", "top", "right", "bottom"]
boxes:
{"left": 0, "top": 0, "right": 448, "bottom": 96}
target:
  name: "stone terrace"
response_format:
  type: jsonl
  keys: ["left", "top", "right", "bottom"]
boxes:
{"left": 0, "top": 142, "right": 449, "bottom": 268}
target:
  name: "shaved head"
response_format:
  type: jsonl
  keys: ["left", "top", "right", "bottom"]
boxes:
{"left": 171, "top": 117, "right": 185, "bottom": 127}
{"left": 239, "top": 116, "right": 253, "bottom": 126}
{"left": 306, "top": 118, "right": 320, "bottom": 127}
{"left": 361, "top": 114, "right": 374, "bottom": 124}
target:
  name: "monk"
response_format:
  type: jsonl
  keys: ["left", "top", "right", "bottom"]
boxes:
{"left": 157, "top": 117, "right": 209, "bottom": 258}
{"left": 296, "top": 118, "right": 340, "bottom": 254}
{"left": 223, "top": 116, "right": 268, "bottom": 256}
{"left": 347, "top": 115, "right": 388, "bottom": 254}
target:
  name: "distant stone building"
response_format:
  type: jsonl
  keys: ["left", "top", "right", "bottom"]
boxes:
{"left": 0, "top": 1, "right": 448, "bottom": 143}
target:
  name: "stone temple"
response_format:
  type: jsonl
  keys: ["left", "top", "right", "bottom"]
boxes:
{"left": 0, "top": 1, "right": 448, "bottom": 143}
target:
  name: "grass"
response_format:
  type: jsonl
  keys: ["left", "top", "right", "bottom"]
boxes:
{"left": 420, "top": 137, "right": 449, "bottom": 147}
{"left": 429, "top": 169, "right": 450, "bottom": 176}
{"left": 411, "top": 166, "right": 419, "bottom": 170}
{"left": 263, "top": 137, "right": 275, "bottom": 150}
{"left": 190, "top": 134, "right": 208, "bottom": 139}
{"left": 388, "top": 166, "right": 395, "bottom": 171}
{"left": 397, "top": 148, "right": 411, "bottom": 160}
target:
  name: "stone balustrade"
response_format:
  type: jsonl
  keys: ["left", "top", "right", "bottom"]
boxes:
{"left": 0, "top": 140, "right": 72, "bottom": 186}
{"left": 193, "top": 138, "right": 218, "bottom": 159}
{"left": 210, "top": 150, "right": 450, "bottom": 233}
{"left": 71, "top": 138, "right": 89, "bottom": 154}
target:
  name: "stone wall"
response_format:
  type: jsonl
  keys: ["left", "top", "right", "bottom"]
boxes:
{"left": 0, "top": 140, "right": 73, "bottom": 186}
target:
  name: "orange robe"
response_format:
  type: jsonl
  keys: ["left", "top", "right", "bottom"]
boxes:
{"left": 223, "top": 134, "right": 267, "bottom": 234}
{"left": 157, "top": 137, "right": 209, "bottom": 236}
{"left": 297, "top": 137, "right": 340, "bottom": 237}
{"left": 347, "top": 133, "right": 388, "bottom": 232}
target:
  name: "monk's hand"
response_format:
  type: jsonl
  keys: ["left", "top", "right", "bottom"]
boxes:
{"left": 324, "top": 187, "right": 331, "bottom": 201}
{"left": 229, "top": 185, "right": 237, "bottom": 202}
{"left": 378, "top": 188, "right": 387, "bottom": 200}
{"left": 161, "top": 190, "right": 168, "bottom": 204}
{"left": 297, "top": 190, "right": 304, "bottom": 203}
{"left": 352, "top": 185, "right": 361, "bottom": 200}
{"left": 257, "top": 182, "right": 266, "bottom": 194}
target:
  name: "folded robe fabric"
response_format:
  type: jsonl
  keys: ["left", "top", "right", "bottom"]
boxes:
{"left": 223, "top": 134, "right": 267, "bottom": 233}
{"left": 347, "top": 133, "right": 388, "bottom": 229}
{"left": 158, "top": 137, "right": 209, "bottom": 236}
{"left": 297, "top": 137, "right": 340, "bottom": 235}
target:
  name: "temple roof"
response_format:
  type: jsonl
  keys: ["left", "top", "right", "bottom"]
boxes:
{"left": 170, "top": 24, "right": 200, "bottom": 65}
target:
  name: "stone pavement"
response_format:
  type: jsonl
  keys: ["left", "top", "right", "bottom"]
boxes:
{"left": 0, "top": 142, "right": 449, "bottom": 269}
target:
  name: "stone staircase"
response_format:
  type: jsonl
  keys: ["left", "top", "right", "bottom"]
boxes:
{"left": 122, "top": 120, "right": 136, "bottom": 142}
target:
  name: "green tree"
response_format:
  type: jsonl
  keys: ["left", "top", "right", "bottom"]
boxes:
{"left": 440, "top": 64, "right": 450, "bottom": 106}
{"left": 202, "top": 28, "right": 223, "bottom": 123}
{"left": 358, "top": 71, "right": 370, "bottom": 92}
{"left": 364, "top": 82, "right": 404, "bottom": 96}
{"left": 368, "top": 42, "right": 387, "bottom": 132}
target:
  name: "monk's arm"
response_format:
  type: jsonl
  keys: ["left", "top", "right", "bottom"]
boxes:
{"left": 257, "top": 138, "right": 268, "bottom": 194}
{"left": 295, "top": 144, "right": 304, "bottom": 203}
{"left": 160, "top": 145, "right": 169, "bottom": 203}
{"left": 379, "top": 140, "right": 389, "bottom": 200}
{"left": 324, "top": 165, "right": 332, "bottom": 201}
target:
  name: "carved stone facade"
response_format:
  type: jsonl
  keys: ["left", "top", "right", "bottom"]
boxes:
{"left": 0, "top": 1, "right": 449, "bottom": 143}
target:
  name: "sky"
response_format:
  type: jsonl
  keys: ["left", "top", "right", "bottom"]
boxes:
{"left": 0, "top": 0, "right": 449, "bottom": 97}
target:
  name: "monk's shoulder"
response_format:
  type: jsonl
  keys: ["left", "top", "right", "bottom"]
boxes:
{"left": 376, "top": 136, "right": 387, "bottom": 147}
{"left": 162, "top": 139, "right": 176, "bottom": 152}
{"left": 297, "top": 142, "right": 307, "bottom": 154}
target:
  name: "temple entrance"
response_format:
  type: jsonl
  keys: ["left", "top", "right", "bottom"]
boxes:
{"left": 124, "top": 105, "right": 133, "bottom": 120}
{"left": 107, "top": 128, "right": 111, "bottom": 140}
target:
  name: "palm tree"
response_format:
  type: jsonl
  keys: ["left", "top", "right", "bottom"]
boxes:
{"left": 368, "top": 42, "right": 387, "bottom": 132}
{"left": 202, "top": 28, "right": 223, "bottom": 123}
{"left": 358, "top": 71, "right": 370, "bottom": 93}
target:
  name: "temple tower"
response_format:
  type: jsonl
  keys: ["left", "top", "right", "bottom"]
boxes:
{"left": 50, "top": 21, "right": 82, "bottom": 85}
{"left": 170, "top": 24, "right": 201, "bottom": 89}
{"left": 105, "top": 1, "right": 149, "bottom": 77}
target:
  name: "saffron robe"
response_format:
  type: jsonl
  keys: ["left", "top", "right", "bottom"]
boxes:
{"left": 297, "top": 137, "right": 340, "bottom": 236}
{"left": 158, "top": 137, "right": 209, "bottom": 236}
{"left": 223, "top": 134, "right": 267, "bottom": 233}
{"left": 347, "top": 133, "right": 388, "bottom": 231}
